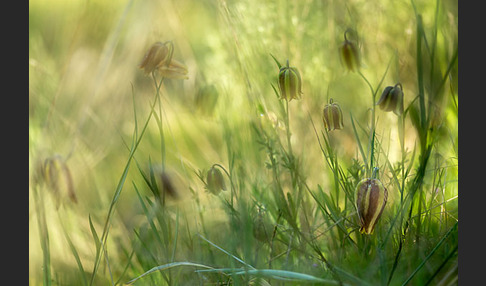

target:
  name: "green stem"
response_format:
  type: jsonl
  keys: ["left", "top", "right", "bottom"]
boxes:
{"left": 212, "top": 163, "right": 236, "bottom": 205}
{"left": 358, "top": 71, "right": 376, "bottom": 177}
{"left": 401, "top": 221, "right": 458, "bottom": 286}
{"left": 284, "top": 99, "right": 293, "bottom": 160}
{"left": 151, "top": 72, "right": 166, "bottom": 170}
{"left": 33, "top": 186, "right": 51, "bottom": 286}
{"left": 371, "top": 167, "right": 379, "bottom": 179}
{"left": 415, "top": 13, "right": 427, "bottom": 149}
{"left": 89, "top": 73, "right": 164, "bottom": 285}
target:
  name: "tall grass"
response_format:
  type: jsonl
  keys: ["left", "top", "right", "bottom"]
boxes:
{"left": 29, "top": 0, "right": 458, "bottom": 285}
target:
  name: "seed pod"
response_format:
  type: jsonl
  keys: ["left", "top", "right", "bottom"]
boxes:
{"left": 278, "top": 60, "right": 303, "bottom": 101}
{"left": 322, "top": 98, "right": 344, "bottom": 131}
{"left": 139, "top": 41, "right": 188, "bottom": 79}
{"left": 206, "top": 165, "right": 226, "bottom": 195}
{"left": 377, "top": 83, "right": 404, "bottom": 116}
{"left": 355, "top": 175, "right": 388, "bottom": 234}
{"left": 339, "top": 29, "right": 360, "bottom": 72}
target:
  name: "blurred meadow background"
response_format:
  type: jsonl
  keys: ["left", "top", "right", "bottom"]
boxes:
{"left": 29, "top": 0, "right": 458, "bottom": 285}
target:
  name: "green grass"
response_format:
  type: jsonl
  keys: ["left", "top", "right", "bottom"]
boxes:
{"left": 29, "top": 0, "right": 458, "bottom": 285}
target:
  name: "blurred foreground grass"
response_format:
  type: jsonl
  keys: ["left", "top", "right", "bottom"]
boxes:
{"left": 29, "top": 0, "right": 458, "bottom": 285}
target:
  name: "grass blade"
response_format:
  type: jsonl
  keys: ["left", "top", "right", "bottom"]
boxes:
{"left": 198, "top": 234, "right": 256, "bottom": 270}
{"left": 401, "top": 221, "right": 458, "bottom": 286}
{"left": 197, "top": 268, "right": 349, "bottom": 285}
{"left": 58, "top": 213, "right": 88, "bottom": 286}
{"left": 350, "top": 113, "right": 368, "bottom": 168}
{"left": 126, "top": 262, "right": 215, "bottom": 284}
{"left": 88, "top": 215, "right": 100, "bottom": 254}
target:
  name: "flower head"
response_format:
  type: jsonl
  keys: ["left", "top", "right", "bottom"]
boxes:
{"left": 206, "top": 165, "right": 226, "bottom": 195}
{"left": 339, "top": 29, "right": 360, "bottom": 72}
{"left": 322, "top": 98, "right": 344, "bottom": 131}
{"left": 355, "top": 170, "right": 388, "bottom": 234}
{"left": 35, "top": 155, "right": 77, "bottom": 209}
{"left": 159, "top": 171, "right": 179, "bottom": 199}
{"left": 377, "top": 83, "right": 404, "bottom": 116}
{"left": 278, "top": 60, "right": 303, "bottom": 101}
{"left": 139, "top": 41, "right": 188, "bottom": 79}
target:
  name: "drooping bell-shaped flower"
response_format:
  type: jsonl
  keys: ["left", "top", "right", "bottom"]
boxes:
{"left": 322, "top": 98, "right": 344, "bottom": 131}
{"left": 377, "top": 83, "right": 404, "bottom": 116}
{"left": 139, "top": 41, "right": 188, "bottom": 79}
{"left": 278, "top": 60, "right": 303, "bottom": 101}
{"left": 206, "top": 165, "right": 226, "bottom": 195}
{"left": 37, "top": 155, "right": 77, "bottom": 208}
{"left": 159, "top": 171, "right": 179, "bottom": 199}
{"left": 355, "top": 169, "right": 388, "bottom": 234}
{"left": 339, "top": 29, "right": 360, "bottom": 72}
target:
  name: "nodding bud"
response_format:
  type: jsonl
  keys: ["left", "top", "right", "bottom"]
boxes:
{"left": 323, "top": 98, "right": 344, "bottom": 131}
{"left": 339, "top": 29, "right": 360, "bottom": 72}
{"left": 278, "top": 60, "right": 303, "bottom": 101}
{"left": 355, "top": 172, "right": 388, "bottom": 234}
{"left": 377, "top": 83, "right": 404, "bottom": 116}
{"left": 139, "top": 41, "right": 188, "bottom": 79}
{"left": 40, "top": 155, "right": 77, "bottom": 208}
{"left": 206, "top": 165, "right": 226, "bottom": 195}
{"left": 195, "top": 84, "right": 219, "bottom": 116}
{"left": 160, "top": 171, "right": 178, "bottom": 199}
{"left": 253, "top": 204, "right": 271, "bottom": 242}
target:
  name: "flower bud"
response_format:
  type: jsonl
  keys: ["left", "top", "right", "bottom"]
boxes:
{"left": 355, "top": 175, "right": 388, "bottom": 234}
{"left": 322, "top": 98, "right": 344, "bottom": 131}
{"left": 159, "top": 171, "right": 179, "bottom": 199}
{"left": 41, "top": 155, "right": 77, "bottom": 208}
{"left": 278, "top": 60, "right": 302, "bottom": 101}
{"left": 253, "top": 204, "right": 271, "bottom": 242}
{"left": 139, "top": 41, "right": 188, "bottom": 79}
{"left": 195, "top": 84, "right": 219, "bottom": 116}
{"left": 377, "top": 83, "right": 404, "bottom": 116}
{"left": 339, "top": 29, "right": 360, "bottom": 72}
{"left": 206, "top": 165, "right": 226, "bottom": 195}
{"left": 158, "top": 58, "right": 189, "bottom": 79}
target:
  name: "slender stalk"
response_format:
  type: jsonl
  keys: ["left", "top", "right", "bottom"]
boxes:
{"left": 212, "top": 163, "right": 236, "bottom": 206}
{"left": 284, "top": 100, "right": 293, "bottom": 160}
{"left": 89, "top": 75, "right": 164, "bottom": 285}
{"left": 33, "top": 186, "right": 51, "bottom": 286}
{"left": 401, "top": 221, "right": 458, "bottom": 286}
{"left": 57, "top": 211, "right": 88, "bottom": 286}
{"left": 358, "top": 71, "right": 376, "bottom": 177}
{"left": 151, "top": 72, "right": 166, "bottom": 170}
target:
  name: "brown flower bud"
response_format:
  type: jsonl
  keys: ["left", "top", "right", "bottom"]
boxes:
{"left": 139, "top": 41, "right": 188, "bottom": 79}
{"left": 377, "top": 83, "right": 404, "bottom": 116}
{"left": 159, "top": 171, "right": 178, "bottom": 199}
{"left": 206, "top": 165, "right": 226, "bottom": 195}
{"left": 355, "top": 171, "right": 388, "bottom": 234}
{"left": 339, "top": 29, "right": 360, "bottom": 72}
{"left": 278, "top": 60, "right": 303, "bottom": 101}
{"left": 40, "top": 155, "right": 77, "bottom": 208}
{"left": 322, "top": 98, "right": 344, "bottom": 131}
{"left": 253, "top": 204, "right": 272, "bottom": 242}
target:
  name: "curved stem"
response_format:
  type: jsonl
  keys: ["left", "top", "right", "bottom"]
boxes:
{"left": 151, "top": 72, "right": 166, "bottom": 170}
{"left": 212, "top": 163, "right": 235, "bottom": 204}
{"left": 90, "top": 74, "right": 163, "bottom": 285}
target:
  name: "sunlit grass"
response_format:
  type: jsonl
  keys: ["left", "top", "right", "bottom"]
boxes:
{"left": 29, "top": 0, "right": 458, "bottom": 285}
